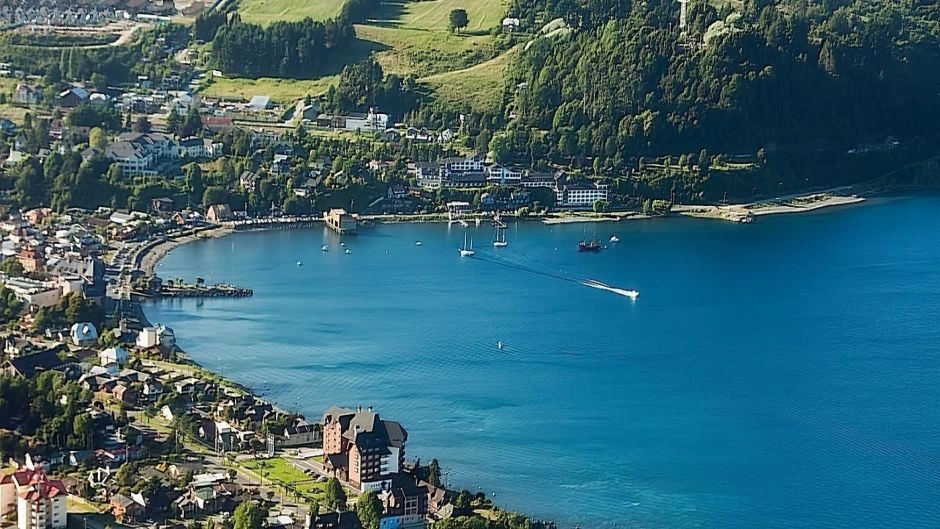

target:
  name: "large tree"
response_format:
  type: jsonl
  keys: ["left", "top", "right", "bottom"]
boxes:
{"left": 449, "top": 9, "right": 469, "bottom": 33}
{"left": 324, "top": 477, "right": 347, "bottom": 512}
{"left": 355, "top": 491, "right": 382, "bottom": 529}
{"left": 233, "top": 501, "right": 265, "bottom": 529}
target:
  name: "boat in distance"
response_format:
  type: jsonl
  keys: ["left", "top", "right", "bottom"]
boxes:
{"left": 578, "top": 240, "right": 602, "bottom": 252}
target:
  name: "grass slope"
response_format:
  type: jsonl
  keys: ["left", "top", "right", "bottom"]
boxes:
{"left": 420, "top": 45, "right": 518, "bottom": 112}
{"left": 238, "top": 0, "right": 346, "bottom": 25}
{"left": 202, "top": 76, "right": 339, "bottom": 102}
{"left": 226, "top": 0, "right": 514, "bottom": 109}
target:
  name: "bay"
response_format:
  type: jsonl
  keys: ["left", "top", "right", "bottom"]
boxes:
{"left": 146, "top": 195, "right": 940, "bottom": 529}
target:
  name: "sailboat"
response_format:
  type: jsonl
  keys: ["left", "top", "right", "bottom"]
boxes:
{"left": 493, "top": 225, "right": 508, "bottom": 247}
{"left": 459, "top": 232, "right": 475, "bottom": 257}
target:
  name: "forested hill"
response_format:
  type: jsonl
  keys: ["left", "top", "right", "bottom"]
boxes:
{"left": 503, "top": 0, "right": 940, "bottom": 166}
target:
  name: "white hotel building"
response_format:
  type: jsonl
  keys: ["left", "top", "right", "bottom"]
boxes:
{"left": 556, "top": 182, "right": 609, "bottom": 207}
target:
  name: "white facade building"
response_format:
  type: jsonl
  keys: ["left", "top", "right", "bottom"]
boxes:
{"left": 0, "top": 465, "right": 67, "bottom": 529}
{"left": 556, "top": 182, "right": 609, "bottom": 207}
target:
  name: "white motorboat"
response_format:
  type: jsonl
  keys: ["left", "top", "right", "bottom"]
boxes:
{"left": 321, "top": 245, "right": 329, "bottom": 252}
{"left": 609, "top": 235, "right": 620, "bottom": 243}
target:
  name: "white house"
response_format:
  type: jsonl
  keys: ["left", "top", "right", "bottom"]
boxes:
{"left": 137, "top": 327, "right": 158, "bottom": 348}
{"left": 345, "top": 110, "right": 389, "bottom": 132}
{"left": 70, "top": 322, "right": 98, "bottom": 346}
{"left": 502, "top": 17, "right": 521, "bottom": 31}
{"left": 99, "top": 347, "right": 128, "bottom": 367}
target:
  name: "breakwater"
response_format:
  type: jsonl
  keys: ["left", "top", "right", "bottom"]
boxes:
{"left": 159, "top": 282, "right": 253, "bottom": 298}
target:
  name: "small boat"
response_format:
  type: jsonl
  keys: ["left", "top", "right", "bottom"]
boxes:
{"left": 296, "top": 260, "right": 303, "bottom": 266}
{"left": 415, "top": 241, "right": 423, "bottom": 246}
{"left": 609, "top": 235, "right": 620, "bottom": 243}
{"left": 578, "top": 240, "right": 602, "bottom": 252}
{"left": 321, "top": 245, "right": 329, "bottom": 252}
{"left": 493, "top": 226, "right": 508, "bottom": 248}
{"left": 497, "top": 341, "right": 504, "bottom": 350}
{"left": 459, "top": 232, "right": 475, "bottom": 257}
{"left": 340, "top": 242, "right": 346, "bottom": 247}
{"left": 344, "top": 249, "right": 352, "bottom": 255}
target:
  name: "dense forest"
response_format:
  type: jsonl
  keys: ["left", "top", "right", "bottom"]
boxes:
{"left": 211, "top": 15, "right": 356, "bottom": 79}
{"left": 500, "top": 0, "right": 940, "bottom": 170}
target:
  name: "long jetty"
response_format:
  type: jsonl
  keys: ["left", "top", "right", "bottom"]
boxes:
{"left": 227, "top": 215, "right": 322, "bottom": 232}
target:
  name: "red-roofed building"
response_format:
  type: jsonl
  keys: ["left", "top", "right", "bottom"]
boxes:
{"left": 0, "top": 464, "right": 67, "bottom": 529}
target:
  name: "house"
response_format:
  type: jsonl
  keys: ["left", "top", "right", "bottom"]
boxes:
{"left": 1, "top": 346, "right": 73, "bottom": 379}
{"left": 3, "top": 336, "right": 35, "bottom": 357}
{"left": 16, "top": 247, "right": 44, "bottom": 274}
{"left": 305, "top": 512, "right": 363, "bottom": 529}
{"left": 378, "top": 478, "right": 429, "bottom": 529}
{"left": 110, "top": 493, "right": 145, "bottom": 523}
{"left": 501, "top": 17, "right": 521, "bottom": 32}
{"left": 0, "top": 464, "right": 67, "bottom": 529}
{"left": 58, "top": 87, "right": 90, "bottom": 109}
{"left": 344, "top": 110, "right": 388, "bottom": 132}
{"left": 382, "top": 129, "right": 401, "bottom": 142}
{"left": 112, "top": 385, "right": 137, "bottom": 406}
{"left": 143, "top": 381, "right": 165, "bottom": 402}
{"left": 240, "top": 171, "right": 260, "bottom": 192}
{"left": 0, "top": 118, "right": 17, "bottom": 137}
{"left": 99, "top": 347, "right": 129, "bottom": 366}
{"left": 247, "top": 96, "right": 272, "bottom": 112}
{"left": 175, "top": 485, "right": 221, "bottom": 519}
{"left": 13, "top": 83, "right": 42, "bottom": 106}
{"left": 202, "top": 116, "right": 234, "bottom": 133}
{"left": 71, "top": 322, "right": 98, "bottom": 346}
{"left": 199, "top": 420, "right": 236, "bottom": 452}
{"left": 206, "top": 204, "right": 234, "bottom": 223}
{"left": 322, "top": 406, "right": 407, "bottom": 492}
{"left": 137, "top": 327, "right": 158, "bottom": 348}
{"left": 271, "top": 421, "right": 321, "bottom": 449}
{"left": 420, "top": 481, "right": 455, "bottom": 520}
{"left": 151, "top": 197, "right": 175, "bottom": 214}
{"left": 556, "top": 182, "right": 608, "bottom": 207}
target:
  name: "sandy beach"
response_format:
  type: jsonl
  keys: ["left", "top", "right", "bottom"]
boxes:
{"left": 137, "top": 226, "right": 231, "bottom": 277}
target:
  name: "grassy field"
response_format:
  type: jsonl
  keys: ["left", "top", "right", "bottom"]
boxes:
{"left": 229, "top": 0, "right": 515, "bottom": 109}
{"left": 356, "top": 25, "right": 501, "bottom": 77}
{"left": 420, "top": 45, "right": 518, "bottom": 112}
{"left": 201, "top": 76, "right": 339, "bottom": 103}
{"left": 242, "top": 458, "right": 326, "bottom": 500}
{"left": 376, "top": 0, "right": 507, "bottom": 32}
{"left": 238, "top": 0, "right": 347, "bottom": 25}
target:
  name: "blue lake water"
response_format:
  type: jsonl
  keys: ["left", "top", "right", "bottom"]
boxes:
{"left": 146, "top": 196, "right": 940, "bottom": 529}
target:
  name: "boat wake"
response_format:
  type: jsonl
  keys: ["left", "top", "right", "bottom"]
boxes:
{"left": 472, "top": 252, "right": 639, "bottom": 299}
{"left": 581, "top": 280, "right": 639, "bottom": 299}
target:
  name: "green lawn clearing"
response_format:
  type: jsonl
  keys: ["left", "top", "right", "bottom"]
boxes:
{"left": 238, "top": 0, "right": 347, "bottom": 25}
